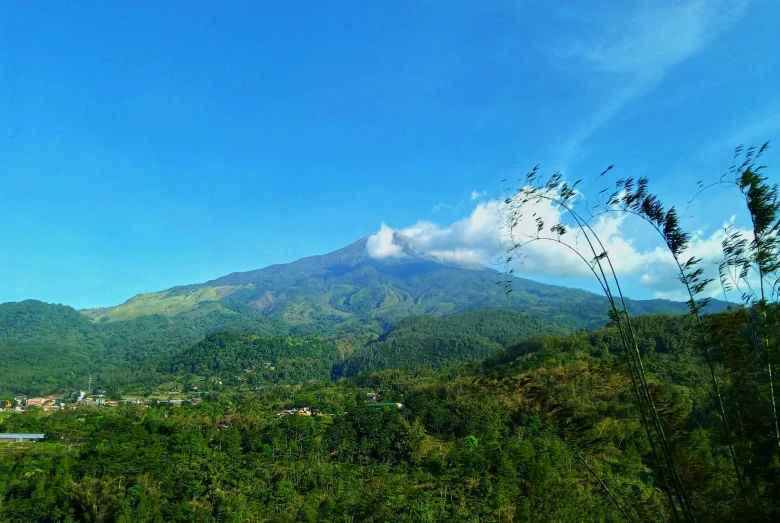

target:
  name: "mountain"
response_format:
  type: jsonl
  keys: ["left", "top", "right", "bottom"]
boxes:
{"left": 0, "top": 235, "right": 729, "bottom": 394}
{"left": 81, "top": 235, "right": 725, "bottom": 333}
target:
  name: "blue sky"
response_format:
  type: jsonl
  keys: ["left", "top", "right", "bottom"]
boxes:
{"left": 1, "top": 1, "right": 779, "bottom": 309}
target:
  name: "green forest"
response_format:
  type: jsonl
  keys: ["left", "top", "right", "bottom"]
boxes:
{"left": 339, "top": 310, "right": 569, "bottom": 376}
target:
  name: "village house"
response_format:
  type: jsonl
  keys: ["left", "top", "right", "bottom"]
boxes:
{"left": 122, "top": 397, "right": 150, "bottom": 405}
{"left": 274, "top": 407, "right": 312, "bottom": 418}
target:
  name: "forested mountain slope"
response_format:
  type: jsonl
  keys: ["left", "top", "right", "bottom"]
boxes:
{"left": 0, "top": 300, "right": 105, "bottom": 392}
{"left": 166, "top": 332, "right": 344, "bottom": 385}
{"left": 108, "top": 310, "right": 571, "bottom": 389}
{"left": 340, "top": 309, "right": 569, "bottom": 376}
{"left": 0, "top": 300, "right": 275, "bottom": 395}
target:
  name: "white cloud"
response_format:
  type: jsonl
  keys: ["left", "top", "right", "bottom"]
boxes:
{"left": 578, "top": 1, "right": 740, "bottom": 75}
{"left": 428, "top": 249, "right": 485, "bottom": 267}
{"left": 365, "top": 201, "right": 505, "bottom": 266}
{"left": 365, "top": 222, "right": 406, "bottom": 259}
{"left": 637, "top": 223, "right": 738, "bottom": 300}
{"left": 562, "top": 0, "right": 748, "bottom": 157}
{"left": 470, "top": 190, "right": 486, "bottom": 201}
{"left": 366, "top": 196, "right": 752, "bottom": 300}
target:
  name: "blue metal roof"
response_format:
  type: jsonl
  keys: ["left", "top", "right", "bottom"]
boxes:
{"left": 0, "top": 433, "right": 45, "bottom": 439}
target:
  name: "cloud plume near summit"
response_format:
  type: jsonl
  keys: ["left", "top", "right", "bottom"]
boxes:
{"left": 366, "top": 197, "right": 752, "bottom": 301}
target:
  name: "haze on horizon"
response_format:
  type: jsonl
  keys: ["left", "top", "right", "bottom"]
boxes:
{"left": 2, "top": 1, "right": 779, "bottom": 309}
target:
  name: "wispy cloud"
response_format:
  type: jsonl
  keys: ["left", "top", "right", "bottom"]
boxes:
{"left": 432, "top": 202, "right": 454, "bottom": 213}
{"left": 561, "top": 0, "right": 749, "bottom": 158}
{"left": 470, "top": 190, "right": 487, "bottom": 201}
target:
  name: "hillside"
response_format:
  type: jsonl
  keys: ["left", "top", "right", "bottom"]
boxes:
{"left": 0, "top": 300, "right": 105, "bottom": 392}
{"left": 166, "top": 331, "right": 343, "bottom": 385}
{"left": 340, "top": 309, "right": 569, "bottom": 376}
{"left": 0, "top": 300, "right": 277, "bottom": 395}
{"left": 146, "top": 310, "right": 569, "bottom": 386}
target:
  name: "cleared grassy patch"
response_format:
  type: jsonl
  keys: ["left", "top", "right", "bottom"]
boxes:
{"left": 82, "top": 285, "right": 245, "bottom": 322}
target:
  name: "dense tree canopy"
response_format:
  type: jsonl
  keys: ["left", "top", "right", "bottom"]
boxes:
{"left": 2, "top": 312, "right": 779, "bottom": 521}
